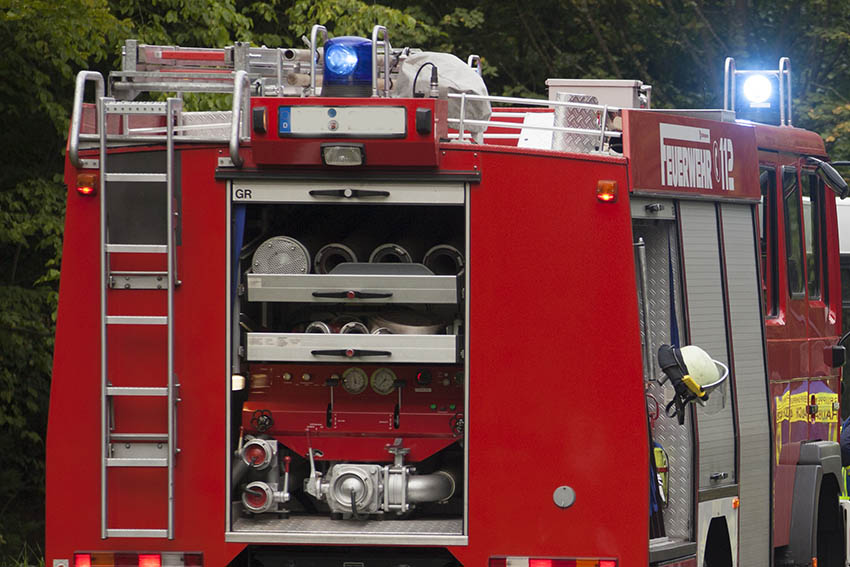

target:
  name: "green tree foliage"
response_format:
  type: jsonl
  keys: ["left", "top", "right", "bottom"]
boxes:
{"left": 4, "top": 0, "right": 850, "bottom": 562}
{"left": 0, "top": 1, "right": 126, "bottom": 560}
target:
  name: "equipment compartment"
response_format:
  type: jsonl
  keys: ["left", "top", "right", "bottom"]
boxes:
{"left": 228, "top": 184, "right": 468, "bottom": 544}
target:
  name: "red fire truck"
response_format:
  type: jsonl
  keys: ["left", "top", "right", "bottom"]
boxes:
{"left": 48, "top": 26, "right": 849, "bottom": 567}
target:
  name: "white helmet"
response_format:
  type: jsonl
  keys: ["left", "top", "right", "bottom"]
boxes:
{"left": 679, "top": 345, "right": 720, "bottom": 387}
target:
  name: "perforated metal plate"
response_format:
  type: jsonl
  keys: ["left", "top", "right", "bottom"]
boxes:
{"left": 232, "top": 515, "right": 462, "bottom": 535}
{"left": 180, "top": 110, "right": 232, "bottom": 138}
{"left": 252, "top": 236, "right": 311, "bottom": 274}
{"left": 552, "top": 92, "right": 599, "bottom": 154}
{"left": 634, "top": 218, "right": 692, "bottom": 541}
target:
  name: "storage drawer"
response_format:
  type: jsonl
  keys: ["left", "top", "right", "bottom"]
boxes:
{"left": 231, "top": 180, "right": 465, "bottom": 205}
{"left": 246, "top": 333, "right": 458, "bottom": 364}
{"left": 246, "top": 273, "right": 460, "bottom": 304}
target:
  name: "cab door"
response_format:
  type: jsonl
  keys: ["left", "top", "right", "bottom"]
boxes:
{"left": 780, "top": 164, "right": 812, "bottom": 444}
{"left": 800, "top": 167, "right": 841, "bottom": 442}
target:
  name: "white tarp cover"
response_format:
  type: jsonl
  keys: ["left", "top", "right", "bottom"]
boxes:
{"left": 393, "top": 52, "right": 491, "bottom": 139}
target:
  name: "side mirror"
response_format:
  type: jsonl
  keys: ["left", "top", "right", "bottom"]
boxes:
{"left": 806, "top": 157, "right": 849, "bottom": 199}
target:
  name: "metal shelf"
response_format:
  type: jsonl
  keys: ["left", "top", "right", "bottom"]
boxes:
{"left": 246, "top": 273, "right": 460, "bottom": 304}
{"left": 246, "top": 333, "right": 458, "bottom": 364}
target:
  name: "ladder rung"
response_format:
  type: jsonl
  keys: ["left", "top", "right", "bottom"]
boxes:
{"left": 107, "top": 316, "right": 168, "bottom": 325}
{"left": 105, "top": 101, "right": 168, "bottom": 115}
{"left": 107, "top": 387, "right": 168, "bottom": 397}
{"left": 104, "top": 173, "right": 167, "bottom": 183}
{"left": 110, "top": 433, "right": 169, "bottom": 442}
{"left": 107, "top": 457, "right": 168, "bottom": 467}
{"left": 106, "top": 244, "right": 167, "bottom": 254}
{"left": 106, "top": 529, "right": 169, "bottom": 538}
{"left": 109, "top": 271, "right": 170, "bottom": 290}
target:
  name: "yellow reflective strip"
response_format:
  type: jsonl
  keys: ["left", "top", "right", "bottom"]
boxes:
{"left": 815, "top": 392, "right": 838, "bottom": 423}
{"left": 790, "top": 392, "right": 808, "bottom": 423}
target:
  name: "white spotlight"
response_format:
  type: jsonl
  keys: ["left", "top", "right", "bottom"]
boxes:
{"left": 743, "top": 74, "right": 772, "bottom": 105}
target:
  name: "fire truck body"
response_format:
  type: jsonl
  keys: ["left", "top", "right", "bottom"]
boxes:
{"left": 48, "top": 31, "right": 846, "bottom": 567}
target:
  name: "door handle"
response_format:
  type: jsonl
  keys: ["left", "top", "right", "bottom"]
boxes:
{"left": 308, "top": 189, "right": 390, "bottom": 199}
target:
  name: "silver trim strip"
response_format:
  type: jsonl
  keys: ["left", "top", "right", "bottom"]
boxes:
{"left": 246, "top": 274, "right": 459, "bottom": 304}
{"left": 245, "top": 332, "right": 457, "bottom": 363}
{"left": 110, "top": 433, "right": 169, "bottom": 442}
{"left": 107, "top": 316, "right": 168, "bottom": 325}
{"left": 106, "top": 529, "right": 168, "bottom": 538}
{"left": 106, "top": 244, "right": 168, "bottom": 254}
{"left": 107, "top": 387, "right": 168, "bottom": 397}
{"left": 104, "top": 173, "right": 167, "bottom": 183}
{"left": 107, "top": 458, "right": 168, "bottom": 467}
{"left": 224, "top": 532, "right": 468, "bottom": 545}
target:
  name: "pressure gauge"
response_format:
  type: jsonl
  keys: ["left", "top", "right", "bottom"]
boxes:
{"left": 370, "top": 368, "right": 397, "bottom": 395}
{"left": 342, "top": 367, "right": 368, "bottom": 395}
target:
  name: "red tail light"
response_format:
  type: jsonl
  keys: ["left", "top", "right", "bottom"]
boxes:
{"left": 139, "top": 555, "right": 161, "bottom": 567}
{"left": 74, "top": 552, "right": 202, "bottom": 566}
{"left": 491, "top": 558, "right": 617, "bottom": 567}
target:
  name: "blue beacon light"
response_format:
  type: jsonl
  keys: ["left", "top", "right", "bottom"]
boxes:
{"left": 322, "top": 36, "right": 373, "bottom": 97}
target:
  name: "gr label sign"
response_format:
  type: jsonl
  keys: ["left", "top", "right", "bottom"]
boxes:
{"left": 233, "top": 187, "right": 253, "bottom": 200}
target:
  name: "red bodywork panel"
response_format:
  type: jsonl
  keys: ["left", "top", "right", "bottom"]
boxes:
{"left": 49, "top": 130, "right": 646, "bottom": 565}
{"left": 451, "top": 145, "right": 646, "bottom": 566}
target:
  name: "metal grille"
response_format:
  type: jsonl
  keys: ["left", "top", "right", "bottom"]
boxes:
{"left": 552, "top": 92, "right": 599, "bottom": 153}
{"left": 252, "top": 236, "right": 311, "bottom": 274}
{"left": 179, "top": 111, "right": 232, "bottom": 138}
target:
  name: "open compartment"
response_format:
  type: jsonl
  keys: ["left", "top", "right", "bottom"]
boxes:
{"left": 227, "top": 181, "right": 468, "bottom": 544}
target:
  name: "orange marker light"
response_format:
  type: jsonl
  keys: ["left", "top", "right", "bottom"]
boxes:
{"left": 732, "top": 497, "right": 740, "bottom": 509}
{"left": 597, "top": 180, "right": 618, "bottom": 203}
{"left": 76, "top": 173, "right": 98, "bottom": 196}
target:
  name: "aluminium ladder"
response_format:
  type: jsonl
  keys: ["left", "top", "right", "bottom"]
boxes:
{"left": 99, "top": 97, "right": 180, "bottom": 539}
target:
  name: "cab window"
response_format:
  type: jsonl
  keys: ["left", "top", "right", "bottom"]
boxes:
{"left": 801, "top": 171, "right": 826, "bottom": 302}
{"left": 783, "top": 167, "right": 805, "bottom": 298}
{"left": 759, "top": 166, "right": 778, "bottom": 315}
